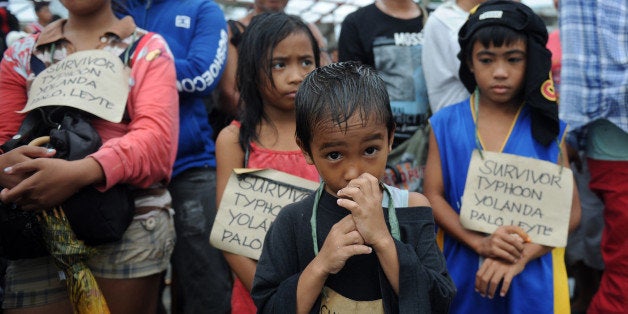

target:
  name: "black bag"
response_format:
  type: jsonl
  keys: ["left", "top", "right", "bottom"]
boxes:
{"left": 0, "top": 108, "right": 135, "bottom": 260}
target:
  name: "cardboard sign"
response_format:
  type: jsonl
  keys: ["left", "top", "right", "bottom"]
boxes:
{"left": 320, "top": 287, "right": 383, "bottom": 314}
{"left": 22, "top": 50, "right": 130, "bottom": 123}
{"left": 210, "top": 168, "right": 319, "bottom": 260}
{"left": 460, "top": 150, "right": 573, "bottom": 247}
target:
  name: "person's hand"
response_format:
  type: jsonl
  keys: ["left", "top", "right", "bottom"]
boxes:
{"left": 314, "top": 214, "right": 371, "bottom": 275}
{"left": 476, "top": 225, "right": 529, "bottom": 263}
{"left": 336, "top": 173, "right": 392, "bottom": 250}
{"left": 0, "top": 146, "right": 56, "bottom": 189}
{"left": 0, "top": 157, "right": 103, "bottom": 211}
{"left": 475, "top": 256, "right": 526, "bottom": 298}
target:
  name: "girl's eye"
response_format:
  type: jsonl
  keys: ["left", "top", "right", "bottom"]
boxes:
{"left": 326, "top": 151, "right": 342, "bottom": 161}
{"left": 364, "top": 147, "right": 379, "bottom": 156}
{"left": 272, "top": 62, "right": 285, "bottom": 70}
{"left": 301, "top": 59, "right": 314, "bottom": 67}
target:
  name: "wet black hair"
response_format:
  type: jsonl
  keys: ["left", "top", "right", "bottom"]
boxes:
{"left": 236, "top": 12, "right": 321, "bottom": 152}
{"left": 295, "top": 61, "right": 395, "bottom": 155}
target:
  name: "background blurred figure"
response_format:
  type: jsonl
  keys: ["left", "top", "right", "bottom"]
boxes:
{"left": 125, "top": 0, "right": 232, "bottom": 313}
{"left": 559, "top": 1, "right": 628, "bottom": 313}
{"left": 422, "top": 0, "right": 485, "bottom": 113}
{"left": 338, "top": 0, "right": 430, "bottom": 193}
{"left": 547, "top": 1, "right": 603, "bottom": 312}
{"left": 0, "top": 0, "right": 19, "bottom": 60}
{"left": 24, "top": 0, "right": 53, "bottom": 33}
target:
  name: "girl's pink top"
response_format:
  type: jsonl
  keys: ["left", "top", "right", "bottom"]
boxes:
{"left": 232, "top": 120, "right": 319, "bottom": 182}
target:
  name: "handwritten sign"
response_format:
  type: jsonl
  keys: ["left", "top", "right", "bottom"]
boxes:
{"left": 210, "top": 168, "right": 319, "bottom": 260}
{"left": 460, "top": 150, "right": 573, "bottom": 247}
{"left": 22, "top": 50, "right": 130, "bottom": 123}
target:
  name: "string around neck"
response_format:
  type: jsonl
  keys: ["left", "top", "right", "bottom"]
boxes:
{"left": 472, "top": 87, "right": 485, "bottom": 160}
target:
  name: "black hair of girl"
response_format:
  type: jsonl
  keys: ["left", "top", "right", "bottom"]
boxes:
{"left": 295, "top": 61, "right": 394, "bottom": 155}
{"left": 460, "top": 25, "right": 527, "bottom": 93}
{"left": 236, "top": 12, "right": 321, "bottom": 152}
{"left": 112, "top": 0, "right": 129, "bottom": 16}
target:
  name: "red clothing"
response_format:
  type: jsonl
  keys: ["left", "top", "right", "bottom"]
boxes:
{"left": 547, "top": 30, "right": 562, "bottom": 88}
{"left": 0, "top": 17, "right": 179, "bottom": 190}
{"left": 587, "top": 159, "right": 628, "bottom": 314}
{"left": 231, "top": 121, "right": 319, "bottom": 181}
{"left": 229, "top": 120, "right": 319, "bottom": 313}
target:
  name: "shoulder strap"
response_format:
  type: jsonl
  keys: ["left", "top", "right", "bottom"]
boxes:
{"left": 128, "top": 31, "right": 154, "bottom": 67}
{"left": 28, "top": 32, "right": 155, "bottom": 77}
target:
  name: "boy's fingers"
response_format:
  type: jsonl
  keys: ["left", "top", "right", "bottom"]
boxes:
{"left": 494, "top": 247, "right": 519, "bottom": 264}
{"left": 503, "top": 225, "right": 531, "bottom": 243}
{"left": 336, "top": 198, "right": 359, "bottom": 212}
{"left": 345, "top": 230, "right": 365, "bottom": 245}
{"left": 500, "top": 274, "right": 513, "bottom": 297}
{"left": 331, "top": 214, "right": 357, "bottom": 233}
{"left": 346, "top": 244, "right": 372, "bottom": 257}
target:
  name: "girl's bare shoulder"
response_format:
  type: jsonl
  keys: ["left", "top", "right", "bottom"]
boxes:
{"left": 216, "top": 124, "right": 242, "bottom": 153}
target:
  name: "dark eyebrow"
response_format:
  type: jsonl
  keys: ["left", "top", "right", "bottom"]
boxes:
{"left": 319, "top": 141, "right": 346, "bottom": 151}
{"left": 363, "top": 133, "right": 384, "bottom": 142}
{"left": 477, "top": 49, "right": 526, "bottom": 57}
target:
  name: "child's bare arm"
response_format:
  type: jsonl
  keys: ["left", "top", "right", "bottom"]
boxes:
{"left": 296, "top": 214, "right": 371, "bottom": 313}
{"left": 424, "top": 131, "right": 526, "bottom": 263}
{"left": 337, "top": 173, "right": 400, "bottom": 294}
{"left": 215, "top": 125, "right": 259, "bottom": 289}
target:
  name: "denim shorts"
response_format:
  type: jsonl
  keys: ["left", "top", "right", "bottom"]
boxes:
{"left": 2, "top": 192, "right": 175, "bottom": 309}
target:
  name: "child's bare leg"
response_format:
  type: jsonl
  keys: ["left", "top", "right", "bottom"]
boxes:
{"left": 97, "top": 274, "right": 161, "bottom": 314}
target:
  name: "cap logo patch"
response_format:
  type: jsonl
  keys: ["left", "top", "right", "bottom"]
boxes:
{"left": 479, "top": 10, "right": 504, "bottom": 20}
{"left": 541, "top": 76, "right": 557, "bottom": 102}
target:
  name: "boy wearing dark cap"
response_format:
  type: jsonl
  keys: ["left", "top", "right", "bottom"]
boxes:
{"left": 424, "top": 1, "right": 581, "bottom": 313}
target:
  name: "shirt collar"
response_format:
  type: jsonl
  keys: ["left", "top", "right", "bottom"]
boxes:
{"left": 36, "top": 16, "right": 137, "bottom": 48}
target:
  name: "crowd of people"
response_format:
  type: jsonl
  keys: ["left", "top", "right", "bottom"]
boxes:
{"left": 0, "top": 0, "right": 625, "bottom": 313}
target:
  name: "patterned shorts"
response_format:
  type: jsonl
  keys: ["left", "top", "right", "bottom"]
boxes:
{"left": 2, "top": 192, "right": 175, "bottom": 309}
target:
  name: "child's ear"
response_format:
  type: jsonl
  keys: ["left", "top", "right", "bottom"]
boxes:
{"left": 296, "top": 137, "right": 314, "bottom": 165}
{"left": 467, "top": 59, "right": 475, "bottom": 73}
{"left": 387, "top": 126, "right": 395, "bottom": 153}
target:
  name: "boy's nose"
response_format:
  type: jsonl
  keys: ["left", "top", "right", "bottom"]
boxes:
{"left": 493, "top": 62, "right": 508, "bottom": 78}
{"left": 343, "top": 162, "right": 361, "bottom": 182}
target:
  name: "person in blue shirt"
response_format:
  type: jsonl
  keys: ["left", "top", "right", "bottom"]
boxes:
{"left": 124, "top": 1, "right": 231, "bottom": 313}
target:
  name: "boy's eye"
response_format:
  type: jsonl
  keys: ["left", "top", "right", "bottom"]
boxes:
{"left": 508, "top": 57, "right": 524, "bottom": 63}
{"left": 364, "top": 146, "right": 379, "bottom": 156}
{"left": 326, "top": 151, "right": 342, "bottom": 161}
{"left": 478, "top": 57, "right": 492, "bottom": 64}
